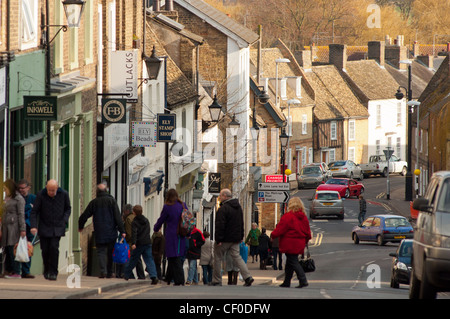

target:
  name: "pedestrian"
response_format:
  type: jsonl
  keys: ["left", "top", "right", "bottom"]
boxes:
{"left": 78, "top": 183, "right": 126, "bottom": 278}
{"left": 199, "top": 231, "right": 213, "bottom": 285}
{"left": 0, "top": 179, "right": 26, "bottom": 279}
{"left": 359, "top": 194, "right": 367, "bottom": 226}
{"left": 124, "top": 205, "right": 158, "bottom": 284}
{"left": 245, "top": 222, "right": 260, "bottom": 263}
{"left": 271, "top": 197, "right": 311, "bottom": 288}
{"left": 225, "top": 251, "right": 239, "bottom": 285}
{"left": 151, "top": 230, "right": 165, "bottom": 280}
{"left": 270, "top": 230, "right": 283, "bottom": 271}
{"left": 154, "top": 189, "right": 186, "bottom": 286}
{"left": 258, "top": 227, "right": 271, "bottom": 270}
{"left": 211, "top": 188, "right": 254, "bottom": 287}
{"left": 185, "top": 221, "right": 205, "bottom": 285}
{"left": 17, "top": 179, "right": 36, "bottom": 278}
{"left": 122, "top": 203, "right": 145, "bottom": 279}
{"left": 30, "top": 179, "right": 71, "bottom": 281}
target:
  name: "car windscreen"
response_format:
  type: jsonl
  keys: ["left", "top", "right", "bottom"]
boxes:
{"left": 436, "top": 178, "right": 450, "bottom": 213}
{"left": 316, "top": 193, "right": 339, "bottom": 200}
{"left": 399, "top": 241, "right": 413, "bottom": 257}
{"left": 329, "top": 161, "right": 346, "bottom": 167}
{"left": 301, "top": 167, "right": 321, "bottom": 174}
{"left": 326, "top": 179, "right": 346, "bottom": 185}
{"left": 384, "top": 218, "right": 411, "bottom": 228}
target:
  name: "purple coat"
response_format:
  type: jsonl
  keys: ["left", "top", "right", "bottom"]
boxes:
{"left": 153, "top": 201, "right": 186, "bottom": 258}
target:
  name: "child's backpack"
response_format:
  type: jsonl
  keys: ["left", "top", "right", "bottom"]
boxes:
{"left": 177, "top": 203, "right": 195, "bottom": 237}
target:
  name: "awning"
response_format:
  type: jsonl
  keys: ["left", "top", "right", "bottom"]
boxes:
{"left": 143, "top": 170, "right": 165, "bottom": 196}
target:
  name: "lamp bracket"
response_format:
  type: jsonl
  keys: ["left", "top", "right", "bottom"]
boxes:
{"left": 41, "top": 25, "right": 68, "bottom": 46}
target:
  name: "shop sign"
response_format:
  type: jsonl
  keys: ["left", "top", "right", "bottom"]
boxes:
{"left": 132, "top": 121, "right": 157, "bottom": 147}
{"left": 157, "top": 113, "right": 176, "bottom": 142}
{"left": 23, "top": 95, "right": 57, "bottom": 121}
{"left": 102, "top": 98, "right": 127, "bottom": 124}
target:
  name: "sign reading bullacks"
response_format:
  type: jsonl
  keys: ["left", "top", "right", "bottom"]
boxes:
{"left": 102, "top": 98, "right": 127, "bottom": 124}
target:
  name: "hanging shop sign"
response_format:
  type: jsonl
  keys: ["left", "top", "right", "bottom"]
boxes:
{"left": 23, "top": 95, "right": 57, "bottom": 121}
{"left": 208, "top": 172, "right": 221, "bottom": 194}
{"left": 157, "top": 113, "right": 176, "bottom": 142}
{"left": 132, "top": 121, "right": 157, "bottom": 147}
{"left": 102, "top": 98, "right": 127, "bottom": 124}
{"left": 109, "top": 50, "right": 138, "bottom": 102}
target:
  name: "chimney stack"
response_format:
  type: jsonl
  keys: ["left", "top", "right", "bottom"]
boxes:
{"left": 167, "top": 0, "right": 174, "bottom": 11}
{"left": 154, "top": 0, "right": 160, "bottom": 11}
{"left": 417, "top": 55, "right": 434, "bottom": 69}
{"left": 368, "top": 41, "right": 385, "bottom": 66}
{"left": 329, "top": 44, "right": 347, "bottom": 70}
{"left": 385, "top": 44, "right": 408, "bottom": 70}
{"left": 295, "top": 50, "right": 312, "bottom": 70}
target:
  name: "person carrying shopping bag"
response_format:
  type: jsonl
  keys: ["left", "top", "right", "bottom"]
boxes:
{"left": 271, "top": 197, "right": 311, "bottom": 288}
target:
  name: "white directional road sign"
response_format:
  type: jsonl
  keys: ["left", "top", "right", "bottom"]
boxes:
{"left": 258, "top": 182, "right": 290, "bottom": 191}
{"left": 258, "top": 191, "right": 290, "bottom": 203}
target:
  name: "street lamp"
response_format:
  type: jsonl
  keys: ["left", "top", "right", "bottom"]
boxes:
{"left": 279, "top": 128, "right": 289, "bottom": 215}
{"left": 395, "top": 59, "right": 413, "bottom": 201}
{"left": 62, "top": 0, "right": 86, "bottom": 28}
{"left": 228, "top": 113, "right": 240, "bottom": 130}
{"left": 143, "top": 46, "right": 162, "bottom": 80}
{"left": 408, "top": 100, "right": 421, "bottom": 197}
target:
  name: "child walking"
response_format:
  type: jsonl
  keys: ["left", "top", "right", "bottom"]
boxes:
{"left": 185, "top": 221, "right": 205, "bottom": 285}
{"left": 124, "top": 205, "right": 158, "bottom": 284}
{"left": 200, "top": 231, "right": 214, "bottom": 285}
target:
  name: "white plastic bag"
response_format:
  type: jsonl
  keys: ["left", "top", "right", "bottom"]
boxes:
{"left": 15, "top": 236, "right": 30, "bottom": 263}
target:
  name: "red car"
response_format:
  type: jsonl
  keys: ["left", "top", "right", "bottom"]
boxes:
{"left": 316, "top": 178, "right": 364, "bottom": 198}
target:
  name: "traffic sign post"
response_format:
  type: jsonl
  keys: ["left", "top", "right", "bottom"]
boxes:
{"left": 383, "top": 147, "right": 394, "bottom": 200}
{"left": 257, "top": 191, "right": 290, "bottom": 203}
{"left": 257, "top": 182, "right": 289, "bottom": 191}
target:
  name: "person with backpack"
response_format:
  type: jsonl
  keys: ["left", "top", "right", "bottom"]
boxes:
{"left": 154, "top": 189, "right": 186, "bottom": 286}
{"left": 124, "top": 205, "right": 158, "bottom": 284}
{"left": 185, "top": 221, "right": 205, "bottom": 285}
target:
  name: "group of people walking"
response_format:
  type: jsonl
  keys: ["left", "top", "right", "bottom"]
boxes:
{"left": 1, "top": 178, "right": 312, "bottom": 289}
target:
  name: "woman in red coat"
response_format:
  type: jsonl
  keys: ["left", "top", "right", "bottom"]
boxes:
{"left": 271, "top": 197, "right": 311, "bottom": 288}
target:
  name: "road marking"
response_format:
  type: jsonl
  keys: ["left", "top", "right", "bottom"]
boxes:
{"left": 320, "top": 289, "right": 332, "bottom": 299}
{"left": 376, "top": 192, "right": 385, "bottom": 199}
{"left": 100, "top": 284, "right": 160, "bottom": 299}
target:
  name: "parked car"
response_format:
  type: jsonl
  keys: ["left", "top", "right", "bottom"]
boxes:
{"left": 297, "top": 164, "right": 330, "bottom": 189}
{"left": 360, "top": 154, "right": 408, "bottom": 178}
{"left": 328, "top": 160, "right": 364, "bottom": 180}
{"left": 352, "top": 215, "right": 414, "bottom": 246}
{"left": 310, "top": 190, "right": 344, "bottom": 220}
{"left": 389, "top": 239, "right": 413, "bottom": 288}
{"left": 316, "top": 178, "right": 364, "bottom": 198}
{"left": 409, "top": 171, "right": 450, "bottom": 299}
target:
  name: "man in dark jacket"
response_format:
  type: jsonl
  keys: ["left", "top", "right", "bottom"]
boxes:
{"left": 78, "top": 183, "right": 126, "bottom": 278}
{"left": 30, "top": 179, "right": 71, "bottom": 281}
{"left": 212, "top": 188, "right": 254, "bottom": 287}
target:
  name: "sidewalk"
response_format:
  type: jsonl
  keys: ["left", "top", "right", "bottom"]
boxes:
{"left": 375, "top": 186, "right": 415, "bottom": 221}
{"left": 0, "top": 259, "right": 284, "bottom": 299}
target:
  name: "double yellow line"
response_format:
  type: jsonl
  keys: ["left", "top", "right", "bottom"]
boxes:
{"left": 309, "top": 232, "right": 323, "bottom": 247}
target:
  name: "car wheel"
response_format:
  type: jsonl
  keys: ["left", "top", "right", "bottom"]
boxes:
{"left": 345, "top": 189, "right": 350, "bottom": 198}
{"left": 377, "top": 235, "right": 385, "bottom": 246}
{"left": 420, "top": 259, "right": 437, "bottom": 299}
{"left": 401, "top": 166, "right": 407, "bottom": 176}
{"left": 390, "top": 273, "right": 400, "bottom": 289}
{"left": 409, "top": 260, "right": 421, "bottom": 299}
{"left": 359, "top": 187, "right": 365, "bottom": 196}
{"left": 359, "top": 173, "right": 364, "bottom": 181}
{"left": 352, "top": 233, "right": 360, "bottom": 244}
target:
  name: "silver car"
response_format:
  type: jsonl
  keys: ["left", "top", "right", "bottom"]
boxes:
{"left": 310, "top": 190, "right": 345, "bottom": 220}
{"left": 297, "top": 165, "right": 328, "bottom": 189}
{"left": 328, "top": 160, "right": 364, "bottom": 180}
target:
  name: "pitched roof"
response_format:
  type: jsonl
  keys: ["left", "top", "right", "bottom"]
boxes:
{"left": 305, "top": 65, "right": 369, "bottom": 121}
{"left": 384, "top": 60, "right": 434, "bottom": 100}
{"left": 174, "top": 0, "right": 259, "bottom": 46}
{"left": 249, "top": 47, "right": 315, "bottom": 107}
{"left": 344, "top": 60, "right": 400, "bottom": 101}
{"left": 146, "top": 25, "right": 198, "bottom": 108}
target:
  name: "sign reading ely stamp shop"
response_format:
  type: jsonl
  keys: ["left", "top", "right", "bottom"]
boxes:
{"left": 157, "top": 113, "right": 176, "bottom": 142}
{"left": 102, "top": 98, "right": 126, "bottom": 124}
{"left": 24, "top": 96, "right": 57, "bottom": 121}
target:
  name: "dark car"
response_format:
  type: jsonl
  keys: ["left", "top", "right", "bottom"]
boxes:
{"left": 352, "top": 215, "right": 414, "bottom": 246}
{"left": 297, "top": 165, "right": 328, "bottom": 189}
{"left": 389, "top": 239, "right": 413, "bottom": 288}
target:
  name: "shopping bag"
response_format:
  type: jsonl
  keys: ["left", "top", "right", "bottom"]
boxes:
{"left": 299, "top": 245, "right": 315, "bottom": 273}
{"left": 239, "top": 242, "right": 248, "bottom": 263}
{"left": 15, "top": 237, "right": 30, "bottom": 263}
{"left": 112, "top": 237, "right": 130, "bottom": 264}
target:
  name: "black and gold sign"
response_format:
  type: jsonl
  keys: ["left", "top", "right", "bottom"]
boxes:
{"left": 24, "top": 96, "right": 57, "bottom": 121}
{"left": 102, "top": 98, "right": 126, "bottom": 124}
